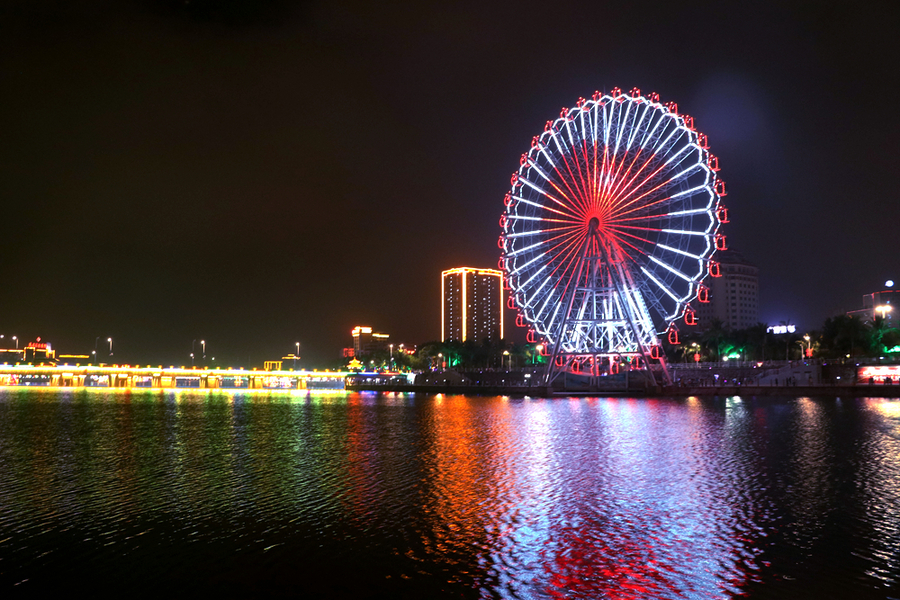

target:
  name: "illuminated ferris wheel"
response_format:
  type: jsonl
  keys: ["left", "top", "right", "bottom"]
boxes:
{"left": 499, "top": 88, "right": 728, "bottom": 385}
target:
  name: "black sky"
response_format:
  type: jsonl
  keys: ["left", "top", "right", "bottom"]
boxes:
{"left": 1, "top": 0, "right": 898, "bottom": 366}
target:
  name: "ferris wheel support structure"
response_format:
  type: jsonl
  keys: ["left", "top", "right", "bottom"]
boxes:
{"left": 543, "top": 218, "right": 669, "bottom": 387}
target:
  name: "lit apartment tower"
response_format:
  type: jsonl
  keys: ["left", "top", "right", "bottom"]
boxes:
{"left": 441, "top": 267, "right": 504, "bottom": 342}
{"left": 694, "top": 249, "right": 760, "bottom": 330}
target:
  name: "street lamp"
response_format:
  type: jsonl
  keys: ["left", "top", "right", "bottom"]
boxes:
{"left": 191, "top": 353, "right": 195, "bottom": 367}
{"left": 534, "top": 344, "right": 543, "bottom": 364}
{"left": 389, "top": 343, "right": 394, "bottom": 370}
{"left": 107, "top": 337, "right": 113, "bottom": 356}
{"left": 13, "top": 336, "right": 18, "bottom": 349}
{"left": 201, "top": 340, "right": 206, "bottom": 358}
{"left": 876, "top": 305, "right": 893, "bottom": 320}
{"left": 92, "top": 350, "right": 97, "bottom": 364}
{"left": 503, "top": 350, "right": 511, "bottom": 370}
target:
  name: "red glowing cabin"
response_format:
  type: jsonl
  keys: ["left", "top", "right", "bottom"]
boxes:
{"left": 709, "top": 261, "right": 722, "bottom": 277}
{"left": 664, "top": 101, "right": 678, "bottom": 113}
{"left": 649, "top": 346, "right": 661, "bottom": 360}
{"left": 682, "top": 115, "right": 694, "bottom": 130}
{"left": 648, "top": 92, "right": 660, "bottom": 102}
{"left": 630, "top": 87, "right": 641, "bottom": 98}
{"left": 716, "top": 205, "right": 729, "bottom": 223}
{"left": 707, "top": 154, "right": 720, "bottom": 171}
{"left": 696, "top": 284, "right": 710, "bottom": 303}
{"left": 507, "top": 295, "right": 516, "bottom": 309}
{"left": 526, "top": 330, "right": 537, "bottom": 343}
{"left": 515, "top": 314, "right": 526, "bottom": 327}
{"left": 715, "top": 234, "right": 728, "bottom": 251}
{"left": 715, "top": 179, "right": 727, "bottom": 196}
{"left": 684, "top": 310, "right": 698, "bottom": 326}
{"left": 697, "top": 132, "right": 709, "bottom": 149}
{"left": 668, "top": 328, "right": 680, "bottom": 345}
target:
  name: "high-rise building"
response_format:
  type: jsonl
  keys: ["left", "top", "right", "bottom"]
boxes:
{"left": 694, "top": 249, "right": 759, "bottom": 330}
{"left": 441, "top": 267, "right": 504, "bottom": 342}
{"left": 351, "top": 326, "right": 390, "bottom": 356}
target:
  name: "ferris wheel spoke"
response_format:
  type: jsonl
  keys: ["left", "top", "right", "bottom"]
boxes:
{"left": 517, "top": 174, "right": 583, "bottom": 216}
{"left": 524, "top": 158, "right": 580, "bottom": 209}
{"left": 505, "top": 224, "right": 581, "bottom": 239}
{"left": 609, "top": 161, "right": 705, "bottom": 218}
{"left": 640, "top": 266, "right": 681, "bottom": 304}
{"left": 507, "top": 227, "right": 585, "bottom": 258}
{"left": 537, "top": 145, "right": 590, "bottom": 214}
{"left": 548, "top": 128, "right": 593, "bottom": 215}
{"left": 657, "top": 243, "right": 706, "bottom": 261}
{"left": 563, "top": 118, "right": 593, "bottom": 203}
{"left": 649, "top": 255, "right": 693, "bottom": 284}
{"left": 511, "top": 194, "right": 579, "bottom": 219}
{"left": 578, "top": 109, "right": 598, "bottom": 204}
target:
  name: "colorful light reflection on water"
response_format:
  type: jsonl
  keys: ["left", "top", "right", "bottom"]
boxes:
{"left": 0, "top": 389, "right": 899, "bottom": 598}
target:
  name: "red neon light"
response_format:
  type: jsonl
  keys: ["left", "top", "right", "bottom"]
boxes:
{"left": 648, "top": 91, "right": 660, "bottom": 102}
{"left": 707, "top": 153, "right": 720, "bottom": 171}
{"left": 709, "top": 261, "right": 721, "bottom": 277}
{"left": 504, "top": 193, "right": 514, "bottom": 207}
{"left": 507, "top": 295, "right": 516, "bottom": 309}
{"left": 555, "top": 356, "right": 565, "bottom": 367}
{"left": 499, "top": 214, "right": 507, "bottom": 228}
{"left": 630, "top": 87, "right": 641, "bottom": 98}
{"left": 649, "top": 346, "right": 661, "bottom": 360}
{"left": 668, "top": 329, "right": 680, "bottom": 345}
{"left": 497, "top": 236, "right": 505, "bottom": 249}
{"left": 610, "top": 361, "right": 619, "bottom": 374}
{"left": 716, "top": 179, "right": 727, "bottom": 196}
{"left": 715, "top": 234, "right": 728, "bottom": 251}
{"left": 515, "top": 314, "right": 525, "bottom": 327}
{"left": 684, "top": 310, "right": 697, "bottom": 326}
{"left": 610, "top": 86, "right": 622, "bottom": 97}
{"left": 498, "top": 257, "right": 505, "bottom": 271}
{"left": 591, "top": 90, "right": 601, "bottom": 101}
{"left": 716, "top": 205, "right": 729, "bottom": 223}
{"left": 697, "top": 132, "right": 709, "bottom": 149}
{"left": 697, "top": 285, "right": 710, "bottom": 303}
{"left": 540, "top": 344, "right": 549, "bottom": 356}
{"left": 664, "top": 101, "right": 678, "bottom": 113}
{"left": 526, "top": 330, "right": 536, "bottom": 343}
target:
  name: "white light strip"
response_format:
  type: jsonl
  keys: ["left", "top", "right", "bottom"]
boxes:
{"left": 658, "top": 243, "right": 702, "bottom": 260}
{"left": 650, "top": 255, "right": 692, "bottom": 283}
{"left": 641, "top": 266, "right": 680, "bottom": 303}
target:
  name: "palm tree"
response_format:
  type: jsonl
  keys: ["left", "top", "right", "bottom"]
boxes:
{"left": 702, "top": 318, "right": 728, "bottom": 362}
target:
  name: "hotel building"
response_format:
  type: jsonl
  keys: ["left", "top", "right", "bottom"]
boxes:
{"left": 694, "top": 249, "right": 760, "bottom": 330}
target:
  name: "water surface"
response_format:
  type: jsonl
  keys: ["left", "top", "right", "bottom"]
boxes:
{"left": 1, "top": 390, "right": 899, "bottom": 598}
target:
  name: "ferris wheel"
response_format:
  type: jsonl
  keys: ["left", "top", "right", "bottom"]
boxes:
{"left": 499, "top": 88, "right": 728, "bottom": 385}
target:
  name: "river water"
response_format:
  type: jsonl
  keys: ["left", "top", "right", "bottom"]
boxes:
{"left": 1, "top": 389, "right": 899, "bottom": 598}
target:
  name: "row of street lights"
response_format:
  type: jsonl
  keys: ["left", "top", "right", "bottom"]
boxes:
{"left": 1, "top": 335, "right": 19, "bottom": 349}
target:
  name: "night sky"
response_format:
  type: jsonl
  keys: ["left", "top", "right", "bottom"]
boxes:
{"left": 1, "top": 1, "right": 897, "bottom": 366}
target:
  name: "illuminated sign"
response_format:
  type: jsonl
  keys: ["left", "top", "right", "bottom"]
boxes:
{"left": 767, "top": 325, "right": 796, "bottom": 334}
